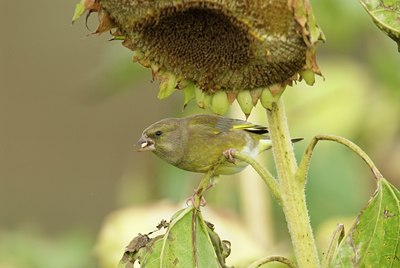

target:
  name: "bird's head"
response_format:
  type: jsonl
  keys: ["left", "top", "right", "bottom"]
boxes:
{"left": 137, "top": 118, "right": 184, "bottom": 164}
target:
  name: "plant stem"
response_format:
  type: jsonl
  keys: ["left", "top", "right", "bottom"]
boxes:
{"left": 297, "top": 134, "right": 383, "bottom": 182}
{"left": 233, "top": 151, "right": 281, "bottom": 204}
{"left": 248, "top": 255, "right": 296, "bottom": 268}
{"left": 266, "top": 99, "right": 320, "bottom": 267}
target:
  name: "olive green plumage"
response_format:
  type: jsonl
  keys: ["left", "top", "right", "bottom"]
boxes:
{"left": 138, "top": 114, "right": 294, "bottom": 175}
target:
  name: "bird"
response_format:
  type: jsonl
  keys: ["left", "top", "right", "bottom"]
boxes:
{"left": 137, "top": 114, "right": 301, "bottom": 176}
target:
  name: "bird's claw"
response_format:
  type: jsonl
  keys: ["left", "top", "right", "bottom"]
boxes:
{"left": 186, "top": 189, "right": 207, "bottom": 209}
{"left": 223, "top": 148, "right": 237, "bottom": 163}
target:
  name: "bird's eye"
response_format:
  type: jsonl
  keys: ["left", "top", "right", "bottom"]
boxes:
{"left": 155, "top": 130, "right": 163, "bottom": 136}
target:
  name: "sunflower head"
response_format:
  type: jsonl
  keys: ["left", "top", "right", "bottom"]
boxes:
{"left": 73, "top": 0, "right": 323, "bottom": 116}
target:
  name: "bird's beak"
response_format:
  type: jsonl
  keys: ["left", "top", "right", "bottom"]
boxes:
{"left": 137, "top": 135, "right": 155, "bottom": 152}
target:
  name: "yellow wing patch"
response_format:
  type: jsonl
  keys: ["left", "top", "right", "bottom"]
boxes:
{"left": 232, "top": 124, "right": 269, "bottom": 134}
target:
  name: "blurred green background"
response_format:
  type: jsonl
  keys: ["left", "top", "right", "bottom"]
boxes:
{"left": 1, "top": 0, "right": 399, "bottom": 267}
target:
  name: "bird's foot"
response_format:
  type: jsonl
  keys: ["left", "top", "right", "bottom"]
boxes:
{"left": 186, "top": 189, "right": 207, "bottom": 209}
{"left": 185, "top": 181, "right": 217, "bottom": 209}
{"left": 223, "top": 148, "right": 237, "bottom": 163}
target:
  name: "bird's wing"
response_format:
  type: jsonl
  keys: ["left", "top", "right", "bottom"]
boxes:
{"left": 231, "top": 120, "right": 269, "bottom": 135}
{"left": 189, "top": 114, "right": 268, "bottom": 135}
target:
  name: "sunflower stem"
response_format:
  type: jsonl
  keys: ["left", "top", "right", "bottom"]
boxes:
{"left": 266, "top": 99, "right": 320, "bottom": 267}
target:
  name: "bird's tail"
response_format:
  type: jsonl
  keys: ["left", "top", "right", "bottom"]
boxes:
{"left": 291, "top": 137, "right": 304, "bottom": 143}
{"left": 259, "top": 137, "right": 303, "bottom": 152}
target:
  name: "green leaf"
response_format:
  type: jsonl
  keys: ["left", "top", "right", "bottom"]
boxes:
{"left": 161, "top": 207, "right": 221, "bottom": 267}
{"left": 72, "top": 0, "right": 86, "bottom": 23}
{"left": 360, "top": 0, "right": 400, "bottom": 51}
{"left": 332, "top": 178, "right": 400, "bottom": 267}
{"left": 138, "top": 235, "right": 164, "bottom": 267}
{"left": 119, "top": 207, "right": 227, "bottom": 267}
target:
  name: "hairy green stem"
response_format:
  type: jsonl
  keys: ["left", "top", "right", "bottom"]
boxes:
{"left": 233, "top": 151, "right": 281, "bottom": 204}
{"left": 297, "top": 134, "right": 383, "bottom": 183}
{"left": 266, "top": 99, "right": 320, "bottom": 267}
{"left": 248, "top": 255, "right": 296, "bottom": 268}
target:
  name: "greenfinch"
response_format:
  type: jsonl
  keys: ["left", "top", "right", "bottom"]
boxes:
{"left": 138, "top": 114, "right": 300, "bottom": 175}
